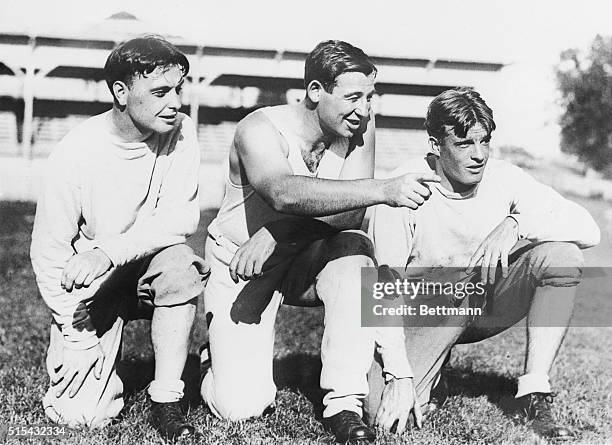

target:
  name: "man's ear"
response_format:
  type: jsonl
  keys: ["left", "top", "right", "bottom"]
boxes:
{"left": 112, "top": 81, "right": 129, "bottom": 108}
{"left": 428, "top": 136, "right": 441, "bottom": 156}
{"left": 306, "top": 80, "right": 324, "bottom": 104}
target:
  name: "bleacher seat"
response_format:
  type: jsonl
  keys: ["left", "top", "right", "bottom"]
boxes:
{"left": 5, "top": 114, "right": 428, "bottom": 173}
{"left": 198, "top": 122, "right": 236, "bottom": 163}
{"left": 376, "top": 128, "right": 428, "bottom": 172}
{"left": 0, "top": 111, "right": 18, "bottom": 156}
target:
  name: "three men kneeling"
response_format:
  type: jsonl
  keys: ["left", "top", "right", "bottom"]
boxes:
{"left": 31, "top": 36, "right": 600, "bottom": 442}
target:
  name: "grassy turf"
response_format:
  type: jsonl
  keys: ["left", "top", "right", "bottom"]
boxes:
{"left": 0, "top": 199, "right": 610, "bottom": 445}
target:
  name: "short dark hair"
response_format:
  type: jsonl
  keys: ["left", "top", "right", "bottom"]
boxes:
{"left": 104, "top": 35, "right": 189, "bottom": 98}
{"left": 425, "top": 88, "right": 496, "bottom": 141}
{"left": 304, "top": 40, "right": 376, "bottom": 92}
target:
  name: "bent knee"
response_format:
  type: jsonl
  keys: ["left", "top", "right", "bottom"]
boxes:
{"left": 43, "top": 392, "right": 122, "bottom": 428}
{"left": 322, "top": 231, "right": 376, "bottom": 272}
{"left": 148, "top": 245, "right": 206, "bottom": 306}
{"left": 324, "top": 230, "right": 376, "bottom": 262}
{"left": 532, "top": 242, "right": 584, "bottom": 267}
{"left": 315, "top": 254, "right": 374, "bottom": 303}
{"left": 530, "top": 242, "right": 584, "bottom": 286}
{"left": 203, "top": 376, "right": 276, "bottom": 421}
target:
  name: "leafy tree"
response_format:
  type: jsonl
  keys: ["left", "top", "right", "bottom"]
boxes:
{"left": 556, "top": 35, "right": 612, "bottom": 175}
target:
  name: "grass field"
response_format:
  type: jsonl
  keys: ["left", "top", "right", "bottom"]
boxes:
{"left": 0, "top": 198, "right": 610, "bottom": 445}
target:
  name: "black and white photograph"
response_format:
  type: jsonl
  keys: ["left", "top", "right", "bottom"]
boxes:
{"left": 0, "top": 0, "right": 610, "bottom": 443}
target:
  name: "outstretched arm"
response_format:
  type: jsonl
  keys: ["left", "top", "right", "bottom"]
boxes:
{"left": 234, "top": 111, "right": 439, "bottom": 217}
{"left": 228, "top": 111, "right": 438, "bottom": 282}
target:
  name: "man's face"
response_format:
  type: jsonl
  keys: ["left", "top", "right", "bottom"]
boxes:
{"left": 435, "top": 123, "right": 491, "bottom": 191}
{"left": 317, "top": 71, "right": 376, "bottom": 138}
{"left": 124, "top": 65, "right": 184, "bottom": 135}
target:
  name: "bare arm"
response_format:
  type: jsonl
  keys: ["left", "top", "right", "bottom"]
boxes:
{"left": 233, "top": 111, "right": 439, "bottom": 217}
{"left": 234, "top": 112, "right": 379, "bottom": 215}
{"left": 228, "top": 111, "right": 438, "bottom": 282}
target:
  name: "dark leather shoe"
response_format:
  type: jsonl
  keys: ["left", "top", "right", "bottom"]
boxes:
{"left": 323, "top": 410, "right": 376, "bottom": 443}
{"left": 149, "top": 400, "right": 195, "bottom": 441}
{"left": 516, "top": 392, "right": 573, "bottom": 440}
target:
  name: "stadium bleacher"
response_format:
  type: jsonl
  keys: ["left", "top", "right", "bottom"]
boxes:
{"left": 0, "top": 17, "right": 505, "bottom": 202}
{"left": 0, "top": 111, "right": 18, "bottom": 153}
{"left": 1, "top": 116, "right": 428, "bottom": 174}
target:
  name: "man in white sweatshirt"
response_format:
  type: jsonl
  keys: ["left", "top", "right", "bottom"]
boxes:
{"left": 30, "top": 36, "right": 208, "bottom": 440}
{"left": 367, "top": 88, "right": 600, "bottom": 440}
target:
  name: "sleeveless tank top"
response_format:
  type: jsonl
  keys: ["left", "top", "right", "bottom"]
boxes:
{"left": 208, "top": 106, "right": 350, "bottom": 247}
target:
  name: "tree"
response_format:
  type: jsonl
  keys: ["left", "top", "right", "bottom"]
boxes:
{"left": 556, "top": 35, "right": 612, "bottom": 176}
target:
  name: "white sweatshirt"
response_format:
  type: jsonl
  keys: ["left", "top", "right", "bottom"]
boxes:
{"left": 370, "top": 157, "right": 600, "bottom": 269}
{"left": 368, "top": 156, "right": 600, "bottom": 378}
{"left": 30, "top": 112, "right": 200, "bottom": 349}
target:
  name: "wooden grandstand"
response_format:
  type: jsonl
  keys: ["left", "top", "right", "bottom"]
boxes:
{"left": 0, "top": 13, "right": 504, "bottom": 176}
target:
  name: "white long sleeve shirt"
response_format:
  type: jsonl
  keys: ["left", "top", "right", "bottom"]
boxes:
{"left": 370, "top": 157, "right": 600, "bottom": 269}
{"left": 30, "top": 112, "right": 200, "bottom": 349}
{"left": 369, "top": 156, "right": 600, "bottom": 377}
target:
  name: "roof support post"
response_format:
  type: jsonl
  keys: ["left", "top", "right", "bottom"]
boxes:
{"left": 189, "top": 45, "right": 204, "bottom": 129}
{"left": 21, "top": 36, "right": 36, "bottom": 159}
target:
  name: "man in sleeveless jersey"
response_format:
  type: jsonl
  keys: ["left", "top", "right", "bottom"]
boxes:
{"left": 30, "top": 36, "right": 208, "bottom": 440}
{"left": 367, "top": 88, "right": 600, "bottom": 440}
{"left": 200, "top": 40, "right": 441, "bottom": 443}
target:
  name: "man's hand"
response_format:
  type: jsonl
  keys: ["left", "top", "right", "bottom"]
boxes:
{"left": 229, "top": 227, "right": 277, "bottom": 283}
{"left": 467, "top": 216, "right": 519, "bottom": 285}
{"left": 381, "top": 173, "right": 441, "bottom": 209}
{"left": 61, "top": 249, "right": 112, "bottom": 292}
{"left": 51, "top": 343, "right": 105, "bottom": 398}
{"left": 375, "top": 376, "right": 423, "bottom": 434}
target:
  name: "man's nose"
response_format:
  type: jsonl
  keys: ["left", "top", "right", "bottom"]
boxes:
{"left": 471, "top": 142, "right": 485, "bottom": 161}
{"left": 168, "top": 90, "right": 181, "bottom": 110}
{"left": 354, "top": 97, "right": 369, "bottom": 117}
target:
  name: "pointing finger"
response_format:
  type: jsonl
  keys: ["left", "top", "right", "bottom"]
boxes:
{"left": 416, "top": 173, "right": 441, "bottom": 183}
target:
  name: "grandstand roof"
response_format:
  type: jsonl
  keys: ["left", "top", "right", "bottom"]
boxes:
{"left": 0, "top": 11, "right": 506, "bottom": 70}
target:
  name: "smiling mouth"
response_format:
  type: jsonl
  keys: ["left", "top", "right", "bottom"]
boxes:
{"left": 159, "top": 114, "right": 177, "bottom": 120}
{"left": 345, "top": 119, "right": 361, "bottom": 128}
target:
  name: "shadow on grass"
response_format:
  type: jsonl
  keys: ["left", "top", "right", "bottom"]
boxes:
{"left": 443, "top": 365, "right": 599, "bottom": 437}
{"left": 271, "top": 354, "right": 525, "bottom": 422}
{"left": 117, "top": 353, "right": 204, "bottom": 409}
{"left": 271, "top": 353, "right": 522, "bottom": 421}
{"left": 117, "top": 351, "right": 327, "bottom": 419}
{"left": 444, "top": 366, "right": 518, "bottom": 417}
{"left": 273, "top": 353, "right": 325, "bottom": 419}
{"left": 111, "top": 337, "right": 537, "bottom": 432}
